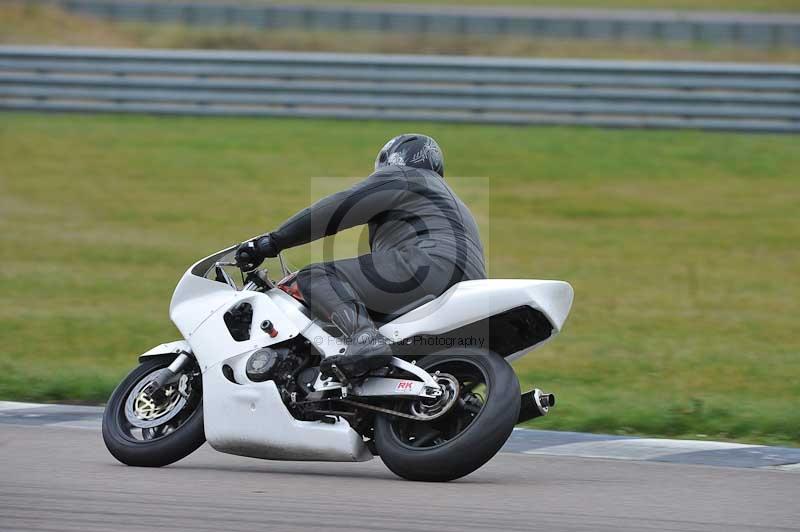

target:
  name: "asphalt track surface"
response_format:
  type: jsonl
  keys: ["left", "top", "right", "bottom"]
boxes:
{"left": 2, "top": 420, "right": 799, "bottom": 532}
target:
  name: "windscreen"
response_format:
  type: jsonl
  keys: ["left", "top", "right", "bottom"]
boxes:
{"left": 189, "top": 246, "right": 237, "bottom": 278}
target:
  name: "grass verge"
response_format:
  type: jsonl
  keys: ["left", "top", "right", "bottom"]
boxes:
{"left": 2, "top": 2, "right": 799, "bottom": 63}
{"left": 1, "top": 112, "right": 798, "bottom": 446}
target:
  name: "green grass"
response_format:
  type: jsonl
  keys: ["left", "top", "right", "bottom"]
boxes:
{"left": 1, "top": 112, "right": 799, "bottom": 446}
{"left": 4, "top": 3, "right": 800, "bottom": 64}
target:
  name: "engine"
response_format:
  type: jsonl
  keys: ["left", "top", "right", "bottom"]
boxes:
{"left": 244, "top": 342, "right": 319, "bottom": 403}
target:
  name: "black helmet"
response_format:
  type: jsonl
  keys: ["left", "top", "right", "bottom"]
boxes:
{"left": 374, "top": 134, "right": 444, "bottom": 177}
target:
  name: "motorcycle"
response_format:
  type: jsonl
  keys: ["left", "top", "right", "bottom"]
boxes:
{"left": 102, "top": 244, "right": 573, "bottom": 481}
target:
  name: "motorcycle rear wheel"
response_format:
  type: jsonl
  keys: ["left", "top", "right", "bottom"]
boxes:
{"left": 102, "top": 357, "right": 205, "bottom": 467}
{"left": 373, "top": 348, "right": 520, "bottom": 482}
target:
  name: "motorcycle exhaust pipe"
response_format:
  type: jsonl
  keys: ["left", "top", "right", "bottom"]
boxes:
{"left": 517, "top": 389, "right": 556, "bottom": 424}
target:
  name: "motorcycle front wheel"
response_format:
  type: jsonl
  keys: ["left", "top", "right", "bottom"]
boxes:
{"left": 373, "top": 348, "right": 520, "bottom": 482}
{"left": 102, "top": 356, "right": 206, "bottom": 467}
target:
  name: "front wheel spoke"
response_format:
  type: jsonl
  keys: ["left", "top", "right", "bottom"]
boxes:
{"left": 147, "top": 425, "right": 164, "bottom": 439}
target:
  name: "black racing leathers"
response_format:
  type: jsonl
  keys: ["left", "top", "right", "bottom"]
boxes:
{"left": 271, "top": 165, "right": 486, "bottom": 323}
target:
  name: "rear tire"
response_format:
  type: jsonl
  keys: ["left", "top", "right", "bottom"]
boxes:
{"left": 373, "top": 349, "right": 520, "bottom": 482}
{"left": 102, "top": 357, "right": 205, "bottom": 467}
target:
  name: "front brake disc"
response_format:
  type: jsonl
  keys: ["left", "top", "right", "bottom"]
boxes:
{"left": 124, "top": 369, "right": 189, "bottom": 429}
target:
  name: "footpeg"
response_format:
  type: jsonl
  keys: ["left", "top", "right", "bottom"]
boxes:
{"left": 517, "top": 389, "right": 556, "bottom": 424}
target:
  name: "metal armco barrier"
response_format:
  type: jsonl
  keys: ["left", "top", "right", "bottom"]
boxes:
{"left": 1, "top": 46, "right": 798, "bottom": 133}
{"left": 22, "top": 0, "right": 800, "bottom": 49}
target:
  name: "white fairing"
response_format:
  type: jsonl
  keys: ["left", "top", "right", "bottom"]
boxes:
{"left": 138, "top": 340, "right": 191, "bottom": 360}
{"left": 167, "top": 248, "right": 372, "bottom": 462}
{"left": 157, "top": 247, "right": 573, "bottom": 462}
{"left": 202, "top": 365, "right": 372, "bottom": 462}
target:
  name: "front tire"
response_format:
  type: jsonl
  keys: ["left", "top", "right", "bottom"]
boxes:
{"left": 102, "top": 357, "right": 206, "bottom": 467}
{"left": 374, "top": 349, "right": 520, "bottom": 482}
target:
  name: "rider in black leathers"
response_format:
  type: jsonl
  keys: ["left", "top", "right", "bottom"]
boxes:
{"left": 236, "top": 134, "right": 486, "bottom": 378}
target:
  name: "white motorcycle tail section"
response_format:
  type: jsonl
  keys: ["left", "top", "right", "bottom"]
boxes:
{"left": 380, "top": 279, "right": 573, "bottom": 345}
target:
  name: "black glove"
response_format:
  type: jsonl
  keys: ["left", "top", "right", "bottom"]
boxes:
{"left": 255, "top": 235, "right": 279, "bottom": 259}
{"left": 235, "top": 235, "right": 279, "bottom": 271}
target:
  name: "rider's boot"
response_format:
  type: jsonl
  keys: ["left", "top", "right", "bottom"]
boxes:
{"left": 319, "top": 301, "right": 393, "bottom": 379}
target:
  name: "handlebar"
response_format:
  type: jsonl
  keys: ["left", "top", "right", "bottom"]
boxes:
{"left": 204, "top": 250, "right": 291, "bottom": 292}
